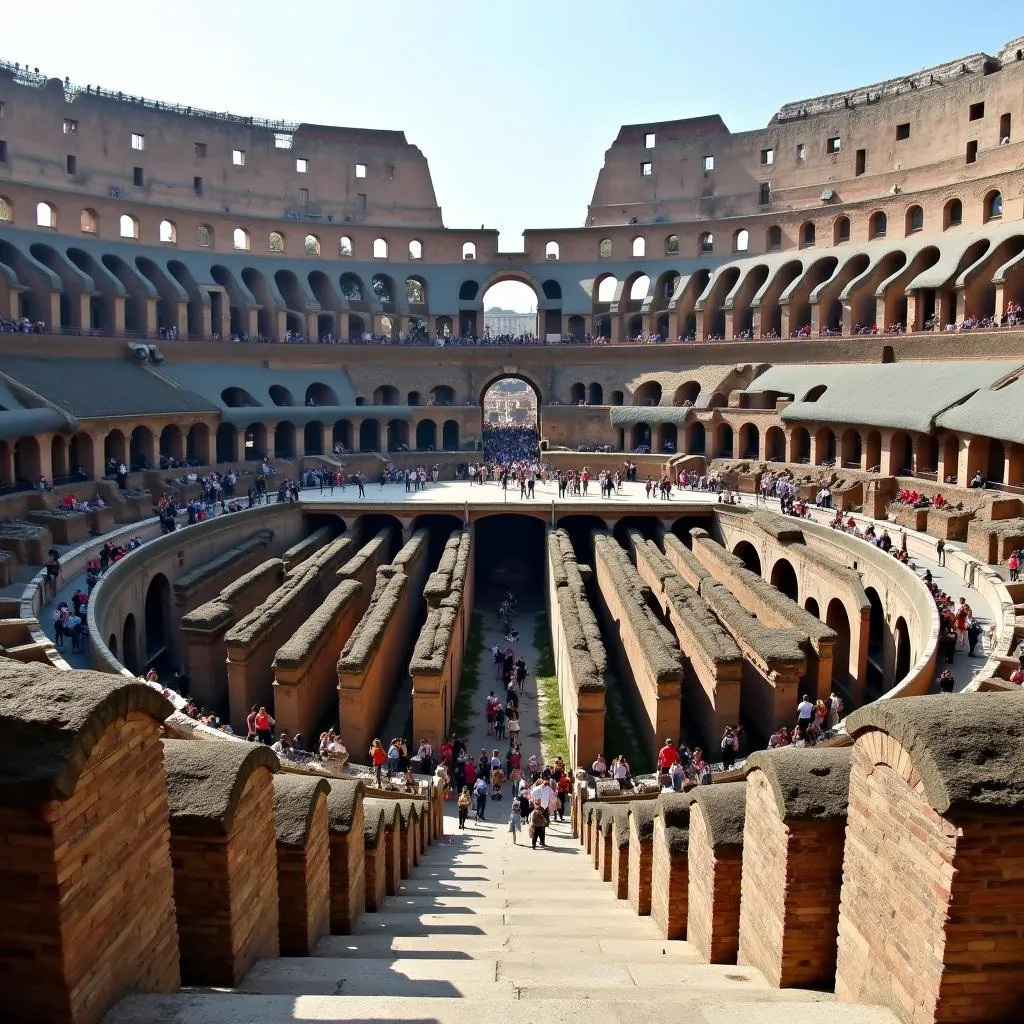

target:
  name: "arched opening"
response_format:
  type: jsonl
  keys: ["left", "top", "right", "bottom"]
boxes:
{"left": 610, "top": 390, "right": 624, "bottom": 407}
{"left": 765, "top": 425, "right": 785, "bottom": 461}
{"left": 767, "top": 225, "right": 782, "bottom": 250}
{"left": 864, "top": 586, "right": 885, "bottom": 692}
{"left": 715, "top": 423, "right": 734, "bottom": 458}
{"left": 633, "top": 380, "right": 662, "bottom": 406}
{"left": 69, "top": 432, "right": 95, "bottom": 478}
{"left": 889, "top": 431, "right": 912, "bottom": 475}
{"left": 244, "top": 423, "right": 267, "bottom": 461}
{"left": 984, "top": 190, "right": 1003, "bottom": 222}
{"left": 987, "top": 438, "right": 1007, "bottom": 483}
{"left": 304, "top": 233, "right": 321, "bottom": 256}
{"left": 804, "top": 596, "right": 819, "bottom": 618}
{"left": 416, "top": 420, "right": 437, "bottom": 451}
{"left": 894, "top": 616, "right": 911, "bottom": 682}
{"left": 698, "top": 232, "right": 714, "bottom": 254}
{"left": 373, "top": 385, "right": 401, "bottom": 406}
{"left": 833, "top": 216, "right": 851, "bottom": 244}
{"left": 570, "top": 382, "right": 586, "bottom": 404}
{"left": 105, "top": 429, "right": 127, "bottom": 468}
{"left": 632, "top": 236, "right": 646, "bottom": 257}
{"left": 545, "top": 240, "right": 560, "bottom": 260}
{"left": 36, "top": 201, "right": 56, "bottom": 229}
{"left": 905, "top": 205, "right": 924, "bottom": 234}
{"left": 159, "top": 425, "right": 183, "bottom": 462}
{"left": 304, "top": 421, "right": 324, "bottom": 456}
{"left": 826, "top": 598, "right": 852, "bottom": 691}
{"left": 599, "top": 238, "right": 612, "bottom": 258}
{"left": 687, "top": 421, "right": 706, "bottom": 455}
{"left": 734, "top": 229, "right": 749, "bottom": 252}
{"left": 588, "top": 383, "right": 604, "bottom": 405}
{"left": 144, "top": 574, "right": 173, "bottom": 672}
{"left": 462, "top": 241, "right": 476, "bottom": 261}
{"left": 673, "top": 382, "right": 700, "bottom": 406}
{"left": 739, "top": 423, "right": 760, "bottom": 459}
{"left": 129, "top": 426, "right": 154, "bottom": 470}
{"left": 800, "top": 222, "right": 816, "bottom": 247}
{"left": 159, "top": 219, "right": 177, "bottom": 244}
{"left": 372, "top": 237, "right": 389, "bottom": 259}
{"left": 442, "top": 419, "right": 460, "bottom": 451}
{"left": 481, "top": 278, "right": 539, "bottom": 340}
{"left": 216, "top": 423, "right": 237, "bottom": 463}
{"left": 631, "top": 424, "right": 652, "bottom": 451}
{"left": 49, "top": 436, "right": 68, "bottom": 481}
{"left": 869, "top": 211, "right": 887, "bottom": 239}
{"left": 305, "top": 382, "right": 338, "bottom": 406}
{"left": 185, "top": 424, "right": 210, "bottom": 465}
{"left": 274, "top": 422, "right": 296, "bottom": 459}
{"left": 790, "top": 426, "right": 811, "bottom": 463}
{"left": 841, "top": 428, "right": 863, "bottom": 468}
{"left": 122, "top": 614, "right": 139, "bottom": 675}
{"left": 409, "top": 239, "right": 423, "bottom": 260}
{"left": 770, "top": 558, "right": 798, "bottom": 601}
{"left": 865, "top": 430, "right": 882, "bottom": 472}
{"left": 430, "top": 385, "right": 455, "bottom": 406}
{"left": 386, "top": 419, "right": 409, "bottom": 451}
{"left": 733, "top": 540, "right": 761, "bottom": 576}
{"left": 482, "top": 375, "right": 540, "bottom": 458}
{"left": 332, "top": 420, "right": 352, "bottom": 452}
{"left": 944, "top": 198, "right": 963, "bottom": 229}
{"left": 359, "top": 419, "right": 380, "bottom": 452}
{"left": 269, "top": 384, "right": 296, "bottom": 407}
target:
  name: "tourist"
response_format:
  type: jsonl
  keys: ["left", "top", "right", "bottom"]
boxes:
{"left": 669, "top": 757, "right": 685, "bottom": 791}
{"left": 938, "top": 668, "right": 955, "bottom": 693}
{"left": 473, "top": 774, "right": 489, "bottom": 822}
{"left": 1009, "top": 552, "right": 1020, "bottom": 582}
{"left": 591, "top": 753, "right": 608, "bottom": 777}
{"left": 387, "top": 739, "right": 402, "bottom": 777}
{"left": 529, "top": 799, "right": 548, "bottom": 849}
{"left": 827, "top": 691, "right": 844, "bottom": 729}
{"left": 612, "top": 755, "right": 631, "bottom": 790}
{"left": 254, "top": 706, "right": 275, "bottom": 745}
{"left": 795, "top": 693, "right": 815, "bottom": 732}
{"left": 508, "top": 799, "right": 522, "bottom": 844}
{"left": 720, "top": 727, "right": 739, "bottom": 770}
{"left": 417, "top": 737, "right": 434, "bottom": 775}
{"left": 369, "top": 738, "right": 388, "bottom": 787}
{"left": 657, "top": 737, "right": 676, "bottom": 774}
{"left": 457, "top": 786, "right": 471, "bottom": 829}
{"left": 44, "top": 550, "right": 61, "bottom": 602}
{"left": 556, "top": 771, "right": 572, "bottom": 821}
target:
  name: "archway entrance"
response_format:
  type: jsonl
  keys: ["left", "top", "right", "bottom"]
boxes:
{"left": 480, "top": 278, "right": 541, "bottom": 342}
{"left": 481, "top": 374, "right": 541, "bottom": 464}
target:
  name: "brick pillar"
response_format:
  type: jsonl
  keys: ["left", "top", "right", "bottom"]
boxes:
{"left": 837, "top": 694, "right": 1024, "bottom": 1024}
{"left": 162, "top": 739, "right": 280, "bottom": 987}
{"left": 610, "top": 807, "right": 631, "bottom": 899}
{"left": 272, "top": 775, "right": 331, "bottom": 957}
{"left": 738, "top": 748, "right": 852, "bottom": 989}
{"left": 326, "top": 780, "right": 366, "bottom": 933}
{"left": 596, "top": 816, "right": 613, "bottom": 881}
{"left": 380, "top": 804, "right": 401, "bottom": 896}
{"left": 686, "top": 782, "right": 746, "bottom": 963}
{"left": 0, "top": 667, "right": 178, "bottom": 1024}
{"left": 627, "top": 801, "right": 655, "bottom": 916}
{"left": 397, "top": 801, "right": 416, "bottom": 878}
{"left": 362, "top": 801, "right": 387, "bottom": 913}
{"left": 592, "top": 804, "right": 610, "bottom": 869}
{"left": 651, "top": 792, "right": 693, "bottom": 940}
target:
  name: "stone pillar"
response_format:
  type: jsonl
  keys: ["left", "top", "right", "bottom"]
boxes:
{"left": 686, "top": 782, "right": 746, "bottom": 963}
{"left": 738, "top": 748, "right": 852, "bottom": 989}
{"left": 326, "top": 779, "right": 366, "bottom": 934}
{"left": 0, "top": 665, "right": 179, "bottom": 1024}
{"left": 609, "top": 805, "right": 631, "bottom": 899}
{"left": 906, "top": 290, "right": 922, "bottom": 332}
{"left": 112, "top": 294, "right": 126, "bottom": 333}
{"left": 362, "top": 800, "right": 387, "bottom": 913}
{"left": 627, "top": 801, "right": 655, "bottom": 916}
{"left": 397, "top": 801, "right": 417, "bottom": 878}
{"left": 162, "top": 739, "right": 280, "bottom": 987}
{"left": 651, "top": 792, "right": 693, "bottom": 939}
{"left": 272, "top": 775, "right": 331, "bottom": 956}
{"left": 379, "top": 802, "right": 401, "bottom": 896}
{"left": 596, "top": 811, "right": 613, "bottom": 880}
{"left": 836, "top": 694, "right": 1024, "bottom": 1024}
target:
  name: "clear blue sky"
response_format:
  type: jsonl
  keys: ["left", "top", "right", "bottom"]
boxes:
{"left": 6, "top": 1, "right": 1022, "bottom": 310}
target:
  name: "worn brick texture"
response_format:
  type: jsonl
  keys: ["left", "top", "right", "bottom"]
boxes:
{"left": 328, "top": 799, "right": 365, "bottom": 934}
{"left": 383, "top": 821, "right": 400, "bottom": 896}
{"left": 275, "top": 793, "right": 330, "bottom": 956}
{"left": 596, "top": 828, "right": 612, "bottom": 882}
{"left": 364, "top": 840, "right": 387, "bottom": 913}
{"left": 170, "top": 765, "right": 279, "bottom": 986}
{"left": 398, "top": 817, "right": 414, "bottom": 879}
{"left": 627, "top": 817, "right": 653, "bottom": 916}
{"left": 651, "top": 817, "right": 689, "bottom": 940}
{"left": 738, "top": 769, "right": 845, "bottom": 989}
{"left": 610, "top": 832, "right": 630, "bottom": 900}
{"left": 687, "top": 804, "right": 743, "bottom": 963}
{"left": 0, "top": 712, "right": 179, "bottom": 1024}
{"left": 836, "top": 732, "right": 1024, "bottom": 1024}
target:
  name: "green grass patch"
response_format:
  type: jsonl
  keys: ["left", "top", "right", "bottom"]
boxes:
{"left": 533, "top": 612, "right": 570, "bottom": 765}
{"left": 449, "top": 611, "right": 484, "bottom": 738}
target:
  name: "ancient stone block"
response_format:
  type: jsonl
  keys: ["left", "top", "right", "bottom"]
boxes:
{"left": 627, "top": 799, "right": 656, "bottom": 916}
{"left": 651, "top": 791, "right": 693, "bottom": 940}
{"left": 325, "top": 779, "right": 366, "bottom": 934}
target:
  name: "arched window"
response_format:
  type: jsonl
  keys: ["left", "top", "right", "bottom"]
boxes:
{"left": 629, "top": 274, "right": 650, "bottom": 301}
{"left": 985, "top": 190, "right": 1003, "bottom": 221}
{"left": 870, "top": 211, "right": 887, "bottom": 239}
{"left": 733, "top": 229, "right": 749, "bottom": 252}
{"left": 599, "top": 237, "right": 612, "bottom": 258}
{"left": 545, "top": 240, "right": 560, "bottom": 260}
{"left": 304, "top": 233, "right": 320, "bottom": 256}
{"left": 833, "top": 216, "right": 851, "bottom": 244}
{"left": 119, "top": 214, "right": 138, "bottom": 239}
{"left": 665, "top": 234, "right": 679, "bottom": 255}
{"left": 197, "top": 224, "right": 212, "bottom": 247}
{"left": 339, "top": 236, "right": 353, "bottom": 257}
{"left": 596, "top": 275, "right": 618, "bottom": 303}
{"left": 767, "top": 225, "right": 782, "bottom": 250}
{"left": 0, "top": 196, "right": 10, "bottom": 222}
{"left": 268, "top": 231, "right": 284, "bottom": 253}
{"left": 372, "top": 237, "right": 389, "bottom": 259}
{"left": 36, "top": 201, "right": 56, "bottom": 228}
{"left": 944, "top": 198, "right": 963, "bottom": 229}
{"left": 462, "top": 241, "right": 476, "bottom": 260}
{"left": 409, "top": 239, "right": 422, "bottom": 260}
{"left": 159, "top": 219, "right": 176, "bottom": 243}
{"left": 800, "top": 221, "right": 816, "bottom": 247}
{"left": 80, "top": 208, "right": 98, "bottom": 234}
{"left": 406, "top": 277, "right": 425, "bottom": 304}
{"left": 631, "top": 236, "right": 646, "bottom": 257}
{"left": 233, "top": 227, "right": 250, "bottom": 251}
{"left": 905, "top": 205, "right": 924, "bottom": 234}
{"left": 698, "top": 232, "right": 714, "bottom": 254}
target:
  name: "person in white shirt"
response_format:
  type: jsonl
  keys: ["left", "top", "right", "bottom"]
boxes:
{"left": 796, "top": 695, "right": 815, "bottom": 730}
{"left": 531, "top": 779, "right": 553, "bottom": 815}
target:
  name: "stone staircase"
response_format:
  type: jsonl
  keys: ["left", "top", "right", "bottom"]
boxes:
{"left": 105, "top": 806, "right": 897, "bottom": 1024}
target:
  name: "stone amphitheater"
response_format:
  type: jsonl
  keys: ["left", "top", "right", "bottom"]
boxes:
{"left": 1, "top": 34, "right": 1024, "bottom": 1024}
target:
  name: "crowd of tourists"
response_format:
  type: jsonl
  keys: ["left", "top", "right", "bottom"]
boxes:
{"left": 768, "top": 693, "right": 845, "bottom": 749}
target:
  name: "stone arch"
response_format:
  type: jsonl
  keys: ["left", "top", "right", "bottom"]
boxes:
{"left": 386, "top": 419, "right": 409, "bottom": 451}
{"left": 122, "top": 613, "right": 139, "bottom": 675}
{"left": 765, "top": 425, "right": 785, "bottom": 461}
{"left": 789, "top": 425, "right": 811, "bottom": 463}
{"left": 303, "top": 421, "right": 324, "bottom": 456}
{"left": 105, "top": 429, "right": 127, "bottom": 466}
{"left": 865, "top": 430, "right": 882, "bottom": 472}
{"left": 159, "top": 424, "right": 183, "bottom": 462}
{"left": 841, "top": 428, "right": 862, "bottom": 467}
{"left": 738, "top": 422, "right": 760, "bottom": 459}
{"left": 159, "top": 219, "right": 177, "bottom": 244}
{"left": 51, "top": 435, "right": 68, "bottom": 481}
{"left": 987, "top": 438, "right": 1006, "bottom": 483}
{"left": 306, "top": 382, "right": 338, "bottom": 406}
{"left": 374, "top": 385, "right": 401, "bottom": 406}
{"left": 406, "top": 275, "right": 427, "bottom": 306}
{"left": 632, "top": 236, "right": 646, "bottom": 257}
{"left": 800, "top": 221, "right": 816, "bottom": 247}
{"left": 570, "top": 382, "right": 586, "bottom": 403}
{"left": 69, "top": 432, "right": 95, "bottom": 478}
{"left": 244, "top": 423, "right": 267, "bottom": 460}
{"left": 221, "top": 386, "right": 259, "bottom": 407}
{"left": 274, "top": 421, "right": 296, "bottom": 459}
{"left": 894, "top": 616, "right": 912, "bottom": 681}
{"left": 804, "top": 596, "right": 819, "bottom": 618}
{"left": 833, "top": 215, "right": 851, "bottom": 244}
{"left": 905, "top": 204, "right": 924, "bottom": 235}
{"left": 770, "top": 557, "right": 798, "bottom": 601}
{"left": 130, "top": 426, "right": 154, "bottom": 470}
{"left": 216, "top": 423, "right": 237, "bottom": 463}
{"left": 588, "top": 382, "right": 604, "bottom": 405}
{"left": 826, "top": 598, "right": 852, "bottom": 689}
{"left": 673, "top": 381, "right": 700, "bottom": 406}
{"left": 442, "top": 420, "right": 460, "bottom": 451}
{"left": 943, "top": 198, "right": 963, "bottom": 229}
{"left": 609, "top": 390, "right": 624, "bottom": 406}
{"left": 416, "top": 419, "right": 437, "bottom": 451}
{"left": 889, "top": 431, "right": 912, "bottom": 475}
{"left": 983, "top": 189, "right": 1003, "bottom": 223}
{"left": 360, "top": 420, "right": 380, "bottom": 452}
{"left": 733, "top": 540, "right": 761, "bottom": 576}
{"left": 869, "top": 211, "right": 887, "bottom": 240}
{"left": 332, "top": 420, "right": 352, "bottom": 451}
{"left": 144, "top": 573, "right": 172, "bottom": 668}
{"left": 430, "top": 385, "right": 455, "bottom": 406}
{"left": 766, "top": 225, "right": 782, "bottom": 250}
{"left": 864, "top": 586, "right": 885, "bottom": 675}
{"left": 686, "top": 421, "right": 706, "bottom": 455}
{"left": 269, "top": 384, "right": 296, "bottom": 407}
{"left": 409, "top": 239, "right": 423, "bottom": 260}
{"left": 632, "top": 380, "right": 662, "bottom": 406}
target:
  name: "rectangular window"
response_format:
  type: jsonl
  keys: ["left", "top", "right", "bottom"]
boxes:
{"left": 232, "top": 148, "right": 245, "bottom": 166}
{"left": 640, "top": 161, "right": 652, "bottom": 176}
{"left": 298, "top": 187, "right": 309, "bottom": 207}
{"left": 131, "top": 132, "right": 145, "bottom": 151}
{"left": 827, "top": 136, "right": 841, "bottom": 154}
{"left": 133, "top": 166, "right": 144, "bottom": 187}
{"left": 193, "top": 175, "right": 203, "bottom": 196}
{"left": 966, "top": 139, "right": 978, "bottom": 163}
{"left": 356, "top": 193, "right": 367, "bottom": 209}
{"left": 63, "top": 118, "right": 78, "bottom": 135}
{"left": 896, "top": 122, "right": 910, "bottom": 140}
{"left": 194, "top": 141, "right": 207, "bottom": 158}
{"left": 703, "top": 154, "right": 714, "bottom": 171}
{"left": 760, "top": 147, "right": 774, "bottom": 165}
{"left": 969, "top": 101, "right": 985, "bottom": 121}
{"left": 796, "top": 142, "right": 805, "bottom": 161}
{"left": 66, "top": 153, "right": 76, "bottom": 175}
{"left": 855, "top": 148, "right": 866, "bottom": 175}
{"left": 0, "top": 140, "right": 6, "bottom": 163}
{"left": 1000, "top": 112, "right": 1012, "bottom": 143}
{"left": 759, "top": 182, "right": 770, "bottom": 205}
{"left": 644, "top": 132, "right": 655, "bottom": 149}
{"left": 274, "top": 133, "right": 293, "bottom": 149}
{"left": 296, "top": 157, "right": 308, "bottom": 173}
{"left": 355, "top": 163, "right": 366, "bottom": 178}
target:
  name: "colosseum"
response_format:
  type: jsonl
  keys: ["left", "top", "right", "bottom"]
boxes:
{"left": 1, "top": 34, "right": 1023, "bottom": 1024}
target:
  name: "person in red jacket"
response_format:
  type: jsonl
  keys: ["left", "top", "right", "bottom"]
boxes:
{"left": 369, "top": 738, "right": 388, "bottom": 787}
{"left": 657, "top": 738, "right": 677, "bottom": 772}
{"left": 253, "top": 706, "right": 274, "bottom": 745}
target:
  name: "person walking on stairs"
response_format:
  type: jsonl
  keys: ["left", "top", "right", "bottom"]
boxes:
{"left": 473, "top": 775, "right": 489, "bottom": 822}
{"left": 529, "top": 799, "right": 547, "bottom": 849}
{"left": 508, "top": 800, "right": 522, "bottom": 844}
{"left": 457, "top": 786, "right": 471, "bottom": 829}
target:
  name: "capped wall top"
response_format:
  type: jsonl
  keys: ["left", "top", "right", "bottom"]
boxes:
{"left": 272, "top": 773, "right": 331, "bottom": 847}
{"left": 690, "top": 781, "right": 747, "bottom": 847}
{"left": 362, "top": 798, "right": 387, "bottom": 847}
{"left": 744, "top": 746, "right": 852, "bottom": 821}
{"left": 628, "top": 799, "right": 656, "bottom": 841}
{"left": 326, "top": 778, "right": 366, "bottom": 833}
{"left": 0, "top": 662, "right": 172, "bottom": 806}
{"left": 162, "top": 738, "right": 279, "bottom": 834}
{"left": 846, "top": 692, "right": 1024, "bottom": 814}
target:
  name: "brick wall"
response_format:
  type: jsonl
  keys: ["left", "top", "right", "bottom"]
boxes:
{"left": 836, "top": 733, "right": 1024, "bottom": 1023}
{"left": 627, "top": 817, "right": 653, "bottom": 916}
{"left": 328, "top": 798, "right": 366, "bottom": 934}
{"left": 651, "top": 817, "right": 689, "bottom": 940}
{"left": 399, "top": 815, "right": 415, "bottom": 878}
{"left": 383, "top": 821, "right": 400, "bottom": 896}
{"left": 611, "top": 835, "right": 630, "bottom": 900}
{"left": 687, "top": 804, "right": 743, "bottom": 963}
{"left": 0, "top": 712, "right": 178, "bottom": 1024}
{"left": 275, "top": 792, "right": 330, "bottom": 956}
{"left": 364, "top": 839, "right": 387, "bottom": 913}
{"left": 596, "top": 828, "right": 612, "bottom": 882}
